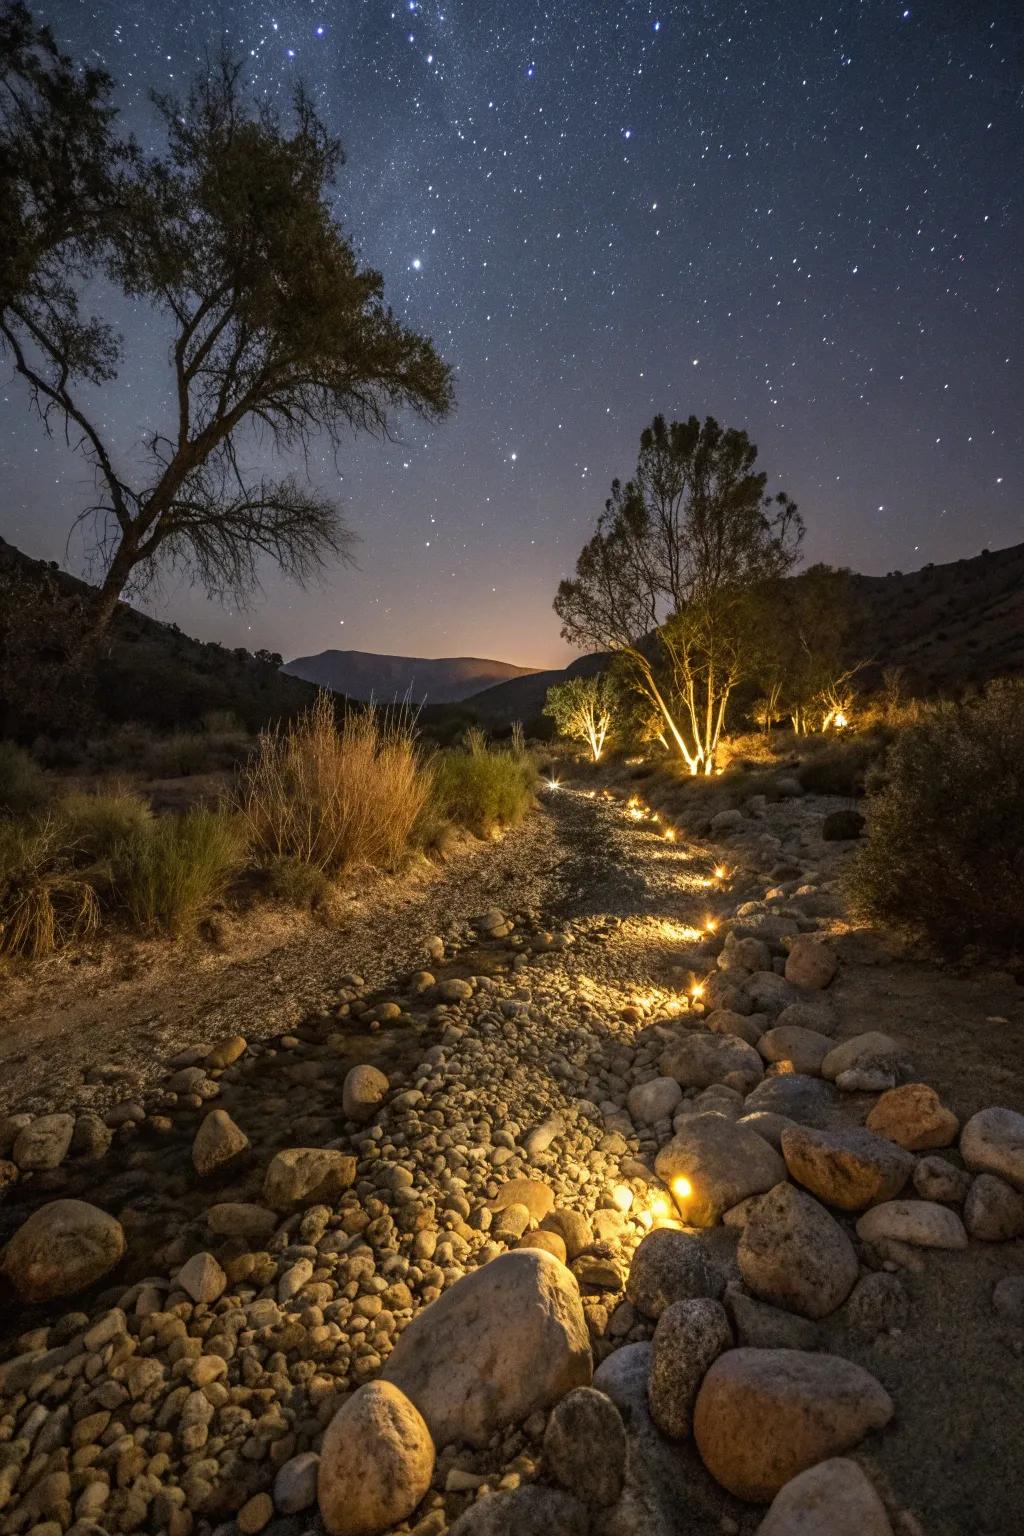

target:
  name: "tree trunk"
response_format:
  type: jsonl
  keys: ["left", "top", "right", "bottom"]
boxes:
{"left": 84, "top": 540, "right": 138, "bottom": 645}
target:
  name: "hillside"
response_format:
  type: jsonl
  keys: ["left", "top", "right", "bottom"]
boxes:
{"left": 283, "top": 648, "right": 539, "bottom": 704}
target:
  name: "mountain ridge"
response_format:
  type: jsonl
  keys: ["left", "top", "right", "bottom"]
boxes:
{"left": 282, "top": 648, "right": 540, "bottom": 704}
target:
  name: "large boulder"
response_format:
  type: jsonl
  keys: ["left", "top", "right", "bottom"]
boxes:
{"left": 342, "top": 1064, "right": 389, "bottom": 1123}
{"left": 960, "top": 1106, "right": 1024, "bottom": 1190}
{"left": 781, "top": 1126, "right": 914, "bottom": 1211}
{"left": 693, "top": 1348, "right": 894, "bottom": 1501}
{"left": 743, "top": 1074, "right": 838, "bottom": 1129}
{"left": 654, "top": 1112, "right": 785, "bottom": 1226}
{"left": 821, "top": 1033, "right": 909, "bottom": 1089}
{"left": 660, "top": 1032, "right": 764, "bottom": 1094}
{"left": 855, "top": 1200, "right": 967, "bottom": 1250}
{"left": 865, "top": 1083, "right": 958, "bottom": 1151}
{"left": 1, "top": 1199, "right": 125, "bottom": 1302}
{"left": 263, "top": 1148, "right": 356, "bottom": 1210}
{"left": 318, "top": 1381, "right": 434, "bottom": 1536}
{"left": 382, "top": 1249, "right": 591, "bottom": 1447}
{"left": 12, "top": 1113, "right": 75, "bottom": 1171}
{"left": 648, "top": 1297, "right": 732, "bottom": 1438}
{"left": 738, "top": 1183, "right": 858, "bottom": 1319}
{"left": 191, "top": 1109, "right": 249, "bottom": 1177}
{"left": 757, "top": 1027, "right": 833, "bottom": 1076}
{"left": 784, "top": 937, "right": 838, "bottom": 991}
{"left": 756, "top": 1457, "right": 895, "bottom": 1535}
{"left": 543, "top": 1387, "right": 627, "bottom": 1507}
{"left": 626, "top": 1227, "right": 724, "bottom": 1318}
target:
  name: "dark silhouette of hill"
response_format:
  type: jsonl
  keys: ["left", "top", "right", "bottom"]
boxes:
{"left": 283, "top": 649, "right": 539, "bottom": 704}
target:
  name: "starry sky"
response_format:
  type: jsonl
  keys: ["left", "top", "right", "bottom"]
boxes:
{"left": 1, "top": 1, "right": 1021, "bottom": 667}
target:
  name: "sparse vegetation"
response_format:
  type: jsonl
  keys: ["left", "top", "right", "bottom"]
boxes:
{"left": 57, "top": 786, "right": 153, "bottom": 861}
{"left": 111, "top": 806, "right": 246, "bottom": 937}
{"left": 544, "top": 674, "right": 616, "bottom": 761}
{"left": 431, "top": 737, "right": 537, "bottom": 837}
{"left": 236, "top": 694, "right": 433, "bottom": 876}
{"left": 845, "top": 682, "right": 1024, "bottom": 955}
{"left": 0, "top": 816, "right": 99, "bottom": 958}
{"left": 0, "top": 740, "right": 48, "bottom": 814}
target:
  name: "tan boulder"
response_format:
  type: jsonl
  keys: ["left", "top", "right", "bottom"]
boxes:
{"left": 866, "top": 1083, "right": 958, "bottom": 1150}
{"left": 756, "top": 1457, "right": 895, "bottom": 1534}
{"left": 317, "top": 1381, "right": 433, "bottom": 1536}
{"left": 263, "top": 1148, "right": 356, "bottom": 1210}
{"left": 781, "top": 1125, "right": 913, "bottom": 1211}
{"left": 1, "top": 1199, "right": 125, "bottom": 1303}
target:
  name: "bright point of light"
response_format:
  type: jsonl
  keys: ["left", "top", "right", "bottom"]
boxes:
{"left": 672, "top": 1176, "right": 692, "bottom": 1200}
{"left": 510, "top": 451, "right": 517, "bottom": 461}
{"left": 653, "top": 20, "right": 661, "bottom": 31}
{"left": 623, "top": 128, "right": 632, "bottom": 139}
{"left": 411, "top": 257, "right": 422, "bottom": 270}
{"left": 690, "top": 981, "right": 705, "bottom": 999}
{"left": 650, "top": 1194, "right": 670, "bottom": 1218}
{"left": 704, "top": 917, "right": 717, "bottom": 933}
{"left": 834, "top": 711, "right": 848, "bottom": 728}
{"left": 545, "top": 777, "right": 560, "bottom": 791}
{"left": 714, "top": 865, "right": 727, "bottom": 880}
{"left": 663, "top": 827, "right": 676, "bottom": 842}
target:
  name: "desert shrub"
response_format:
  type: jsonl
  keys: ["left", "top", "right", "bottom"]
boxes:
{"left": 59, "top": 787, "right": 154, "bottom": 862}
{"left": 796, "top": 732, "right": 888, "bottom": 797}
{"left": 264, "top": 855, "right": 333, "bottom": 910}
{"left": 432, "top": 746, "right": 537, "bottom": 837}
{"left": 845, "top": 683, "right": 1024, "bottom": 955}
{"left": 144, "top": 731, "right": 221, "bottom": 778}
{"left": 0, "top": 817, "right": 99, "bottom": 959}
{"left": 0, "top": 741, "right": 48, "bottom": 815}
{"left": 113, "top": 807, "right": 246, "bottom": 936}
{"left": 236, "top": 694, "right": 432, "bottom": 874}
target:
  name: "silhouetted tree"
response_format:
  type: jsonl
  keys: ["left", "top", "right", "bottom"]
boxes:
{"left": 0, "top": 9, "right": 453, "bottom": 640}
{"left": 554, "top": 415, "right": 802, "bottom": 772}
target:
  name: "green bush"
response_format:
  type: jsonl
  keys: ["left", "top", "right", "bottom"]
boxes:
{"left": 264, "top": 855, "right": 333, "bottom": 911}
{"left": 432, "top": 746, "right": 537, "bottom": 837}
{"left": 58, "top": 787, "right": 153, "bottom": 861}
{"left": 113, "top": 807, "right": 247, "bottom": 936}
{"left": 144, "top": 731, "right": 220, "bottom": 778}
{"left": 844, "top": 683, "right": 1024, "bottom": 955}
{"left": 0, "top": 741, "right": 48, "bottom": 815}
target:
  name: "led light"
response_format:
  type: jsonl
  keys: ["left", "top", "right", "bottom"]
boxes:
{"left": 671, "top": 1176, "right": 692, "bottom": 1200}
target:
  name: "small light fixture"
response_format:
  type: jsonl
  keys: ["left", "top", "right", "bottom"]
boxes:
{"left": 672, "top": 1175, "right": 693, "bottom": 1200}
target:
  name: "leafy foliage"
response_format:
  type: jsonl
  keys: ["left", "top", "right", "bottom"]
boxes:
{"left": 544, "top": 674, "right": 616, "bottom": 760}
{"left": 431, "top": 744, "right": 537, "bottom": 837}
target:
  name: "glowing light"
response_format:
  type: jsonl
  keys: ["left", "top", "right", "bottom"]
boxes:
{"left": 611, "top": 1184, "right": 633, "bottom": 1212}
{"left": 545, "top": 778, "right": 561, "bottom": 791}
{"left": 649, "top": 1194, "right": 670, "bottom": 1219}
{"left": 671, "top": 1176, "right": 693, "bottom": 1200}
{"left": 714, "top": 865, "right": 727, "bottom": 881}
{"left": 704, "top": 917, "right": 718, "bottom": 933}
{"left": 834, "top": 711, "right": 848, "bottom": 728}
{"left": 690, "top": 981, "right": 705, "bottom": 999}
{"left": 663, "top": 826, "right": 676, "bottom": 841}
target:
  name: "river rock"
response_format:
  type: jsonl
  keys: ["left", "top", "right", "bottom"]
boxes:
{"left": 206, "top": 1034, "right": 247, "bottom": 1068}
{"left": 544, "top": 1386, "right": 627, "bottom": 1506}
{"left": 207, "top": 1202, "right": 279, "bottom": 1239}
{"left": 737, "top": 1111, "right": 798, "bottom": 1150}
{"left": 492, "top": 1178, "right": 556, "bottom": 1221}
{"left": 743, "top": 1074, "right": 838, "bottom": 1129}
{"left": 318, "top": 1381, "right": 434, "bottom": 1536}
{"left": 518, "top": 1229, "right": 567, "bottom": 1263}
{"left": 1, "top": 1199, "right": 125, "bottom": 1302}
{"left": 342, "top": 1064, "right": 389, "bottom": 1123}
{"left": 660, "top": 1032, "right": 764, "bottom": 1093}
{"left": 776, "top": 1001, "right": 836, "bottom": 1036}
{"left": 960, "top": 1106, "right": 1024, "bottom": 1190}
{"left": 628, "top": 1076, "right": 683, "bottom": 1124}
{"left": 626, "top": 1227, "right": 724, "bottom": 1318}
{"left": 756, "top": 1457, "right": 895, "bottom": 1535}
{"left": 706, "top": 1008, "right": 765, "bottom": 1046}
{"left": 784, "top": 937, "right": 838, "bottom": 990}
{"left": 758, "top": 1027, "right": 833, "bottom": 1076}
{"left": 693, "top": 1348, "right": 894, "bottom": 1500}
{"left": 866, "top": 1083, "right": 959, "bottom": 1150}
{"left": 781, "top": 1125, "right": 913, "bottom": 1211}
{"left": 963, "top": 1173, "right": 1024, "bottom": 1241}
{"left": 12, "top": 1113, "right": 74, "bottom": 1171}
{"left": 176, "top": 1251, "right": 226, "bottom": 1304}
{"left": 845, "top": 1272, "right": 909, "bottom": 1337}
{"left": 856, "top": 1200, "right": 967, "bottom": 1249}
{"left": 191, "top": 1108, "right": 250, "bottom": 1176}
{"left": 648, "top": 1296, "right": 732, "bottom": 1438}
{"left": 821, "top": 1033, "right": 908, "bottom": 1086}
{"left": 382, "top": 1249, "right": 591, "bottom": 1447}
{"left": 70, "top": 1112, "right": 112, "bottom": 1160}
{"left": 540, "top": 1206, "right": 591, "bottom": 1256}
{"left": 654, "top": 1112, "right": 786, "bottom": 1226}
{"left": 274, "top": 1452, "right": 319, "bottom": 1515}
{"left": 912, "top": 1157, "right": 972, "bottom": 1204}
{"left": 263, "top": 1147, "right": 356, "bottom": 1210}
{"left": 738, "top": 1182, "right": 858, "bottom": 1319}
{"left": 726, "top": 1289, "right": 820, "bottom": 1351}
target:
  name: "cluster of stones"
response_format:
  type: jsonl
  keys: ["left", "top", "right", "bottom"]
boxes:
{"left": 0, "top": 781, "right": 1022, "bottom": 1536}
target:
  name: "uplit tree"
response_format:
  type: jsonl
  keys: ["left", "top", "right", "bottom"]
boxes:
{"left": 554, "top": 415, "right": 802, "bottom": 773}
{"left": 544, "top": 674, "right": 616, "bottom": 761}
{"left": 753, "top": 564, "right": 863, "bottom": 733}
{"left": 0, "top": 10, "right": 453, "bottom": 642}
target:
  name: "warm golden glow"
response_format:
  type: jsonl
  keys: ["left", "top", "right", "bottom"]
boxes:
{"left": 713, "top": 865, "right": 727, "bottom": 880}
{"left": 704, "top": 917, "right": 717, "bottom": 933}
{"left": 834, "top": 711, "right": 848, "bottom": 728}
{"left": 546, "top": 777, "right": 561, "bottom": 790}
{"left": 611, "top": 1184, "right": 633, "bottom": 1212}
{"left": 690, "top": 980, "right": 705, "bottom": 999}
{"left": 649, "top": 1194, "right": 670, "bottom": 1219}
{"left": 671, "top": 1176, "right": 693, "bottom": 1200}
{"left": 663, "top": 826, "right": 676, "bottom": 841}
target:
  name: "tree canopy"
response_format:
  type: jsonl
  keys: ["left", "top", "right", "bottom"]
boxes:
{"left": 0, "top": 7, "right": 453, "bottom": 638}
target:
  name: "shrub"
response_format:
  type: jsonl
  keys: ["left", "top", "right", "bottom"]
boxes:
{"left": 796, "top": 732, "right": 887, "bottom": 797}
{"left": 844, "top": 683, "right": 1024, "bottom": 955}
{"left": 432, "top": 745, "right": 537, "bottom": 837}
{"left": 58, "top": 787, "right": 153, "bottom": 861}
{"left": 0, "top": 817, "right": 99, "bottom": 959}
{"left": 0, "top": 741, "right": 48, "bottom": 815}
{"left": 144, "top": 731, "right": 220, "bottom": 778}
{"left": 236, "top": 694, "right": 432, "bottom": 874}
{"left": 264, "top": 855, "right": 334, "bottom": 911}
{"left": 113, "top": 807, "right": 246, "bottom": 936}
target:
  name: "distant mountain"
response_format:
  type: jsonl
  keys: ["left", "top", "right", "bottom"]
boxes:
{"left": 282, "top": 649, "right": 540, "bottom": 704}
{"left": 460, "top": 651, "right": 610, "bottom": 722}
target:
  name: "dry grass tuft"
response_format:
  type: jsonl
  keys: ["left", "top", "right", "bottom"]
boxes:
{"left": 0, "top": 818, "right": 99, "bottom": 959}
{"left": 112, "top": 806, "right": 247, "bottom": 936}
{"left": 235, "top": 693, "right": 432, "bottom": 875}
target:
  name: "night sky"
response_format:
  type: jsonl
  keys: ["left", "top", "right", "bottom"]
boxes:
{"left": 2, "top": 1, "right": 1021, "bottom": 667}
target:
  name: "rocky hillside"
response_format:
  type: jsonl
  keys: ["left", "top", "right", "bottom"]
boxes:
{"left": 283, "top": 649, "right": 539, "bottom": 704}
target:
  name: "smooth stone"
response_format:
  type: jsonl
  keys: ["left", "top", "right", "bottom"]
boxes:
{"left": 661, "top": 1032, "right": 764, "bottom": 1093}
{"left": 776, "top": 1001, "right": 836, "bottom": 1037}
{"left": 821, "top": 1033, "right": 908, "bottom": 1085}
{"left": 176, "top": 1251, "right": 226, "bottom": 1304}
{"left": 518, "top": 1230, "right": 568, "bottom": 1264}
{"left": 541, "top": 1207, "right": 592, "bottom": 1258}
{"left": 382, "top": 1249, "right": 592, "bottom": 1447}
{"left": 342, "top": 1064, "right": 389, "bottom": 1123}
{"left": 758, "top": 1027, "right": 833, "bottom": 1076}
{"left": 726, "top": 1288, "right": 820, "bottom": 1351}
{"left": 263, "top": 1147, "right": 356, "bottom": 1210}
{"left": 491, "top": 1178, "right": 556, "bottom": 1220}
{"left": 654, "top": 1113, "right": 786, "bottom": 1226}
{"left": 628, "top": 1077, "right": 684, "bottom": 1124}
{"left": 705, "top": 1008, "right": 765, "bottom": 1047}
{"left": 206, "top": 1202, "right": 278, "bottom": 1239}
{"left": 1, "top": 1200, "right": 125, "bottom": 1303}
{"left": 960, "top": 1106, "right": 1024, "bottom": 1191}
{"left": 626, "top": 1228, "right": 724, "bottom": 1319}
{"left": 449, "top": 1487, "right": 590, "bottom": 1536}
{"left": 963, "top": 1173, "right": 1024, "bottom": 1241}
{"left": 12, "top": 1114, "right": 74, "bottom": 1171}
{"left": 866, "top": 1083, "right": 959, "bottom": 1150}
{"left": 738, "top": 1182, "right": 858, "bottom": 1320}
{"left": 693, "top": 1348, "right": 894, "bottom": 1501}
{"left": 743, "top": 1074, "right": 838, "bottom": 1129}
{"left": 856, "top": 1200, "right": 968, "bottom": 1250}
{"left": 756, "top": 1457, "right": 895, "bottom": 1535}
{"left": 912, "top": 1157, "right": 972, "bottom": 1204}
{"left": 317, "top": 1381, "right": 434, "bottom": 1536}
{"left": 191, "top": 1109, "right": 250, "bottom": 1177}
{"left": 781, "top": 1125, "right": 914, "bottom": 1211}
{"left": 737, "top": 1111, "right": 798, "bottom": 1151}
{"left": 784, "top": 936, "right": 838, "bottom": 990}
{"left": 206, "top": 1034, "right": 247, "bottom": 1068}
